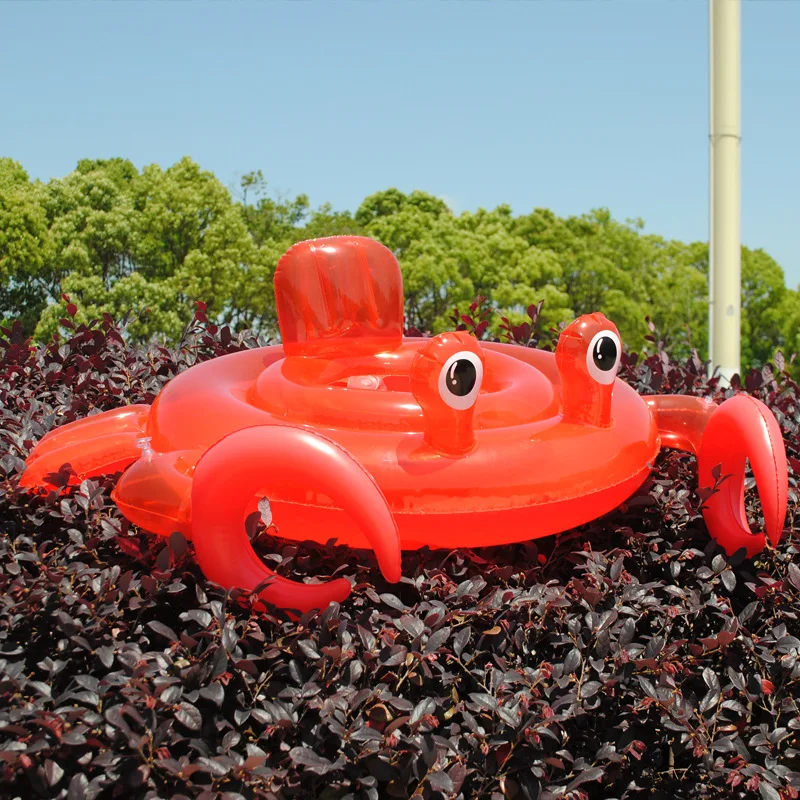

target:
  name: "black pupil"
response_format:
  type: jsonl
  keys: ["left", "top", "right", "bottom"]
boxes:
{"left": 446, "top": 359, "right": 477, "bottom": 396}
{"left": 593, "top": 336, "right": 617, "bottom": 371}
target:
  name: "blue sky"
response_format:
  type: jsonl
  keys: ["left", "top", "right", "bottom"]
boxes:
{"left": 3, "top": 1, "right": 799, "bottom": 287}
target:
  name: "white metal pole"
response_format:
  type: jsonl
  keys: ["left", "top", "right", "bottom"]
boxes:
{"left": 708, "top": 0, "right": 742, "bottom": 382}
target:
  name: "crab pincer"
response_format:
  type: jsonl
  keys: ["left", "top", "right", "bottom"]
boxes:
{"left": 191, "top": 424, "right": 402, "bottom": 614}
{"left": 698, "top": 394, "right": 788, "bottom": 556}
{"left": 646, "top": 393, "right": 788, "bottom": 556}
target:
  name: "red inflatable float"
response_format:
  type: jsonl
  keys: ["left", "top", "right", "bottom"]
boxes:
{"left": 20, "top": 236, "right": 788, "bottom": 612}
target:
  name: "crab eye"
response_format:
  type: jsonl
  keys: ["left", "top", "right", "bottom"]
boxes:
{"left": 438, "top": 351, "right": 483, "bottom": 410}
{"left": 586, "top": 330, "right": 621, "bottom": 385}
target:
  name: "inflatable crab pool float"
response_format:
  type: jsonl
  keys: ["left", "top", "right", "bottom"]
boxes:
{"left": 20, "top": 236, "right": 788, "bottom": 612}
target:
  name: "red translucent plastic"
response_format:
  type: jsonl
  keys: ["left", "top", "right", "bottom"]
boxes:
{"left": 646, "top": 393, "right": 788, "bottom": 556}
{"left": 19, "top": 235, "right": 789, "bottom": 612}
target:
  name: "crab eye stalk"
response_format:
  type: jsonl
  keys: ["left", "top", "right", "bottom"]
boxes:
{"left": 411, "top": 333, "right": 485, "bottom": 456}
{"left": 556, "top": 313, "right": 621, "bottom": 428}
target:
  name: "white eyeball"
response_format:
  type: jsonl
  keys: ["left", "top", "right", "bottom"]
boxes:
{"left": 586, "top": 330, "right": 621, "bottom": 385}
{"left": 437, "top": 351, "right": 483, "bottom": 410}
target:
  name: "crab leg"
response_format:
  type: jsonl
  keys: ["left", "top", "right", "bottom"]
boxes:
{"left": 191, "top": 424, "right": 402, "bottom": 614}
{"left": 646, "top": 395, "right": 788, "bottom": 556}
{"left": 19, "top": 430, "right": 146, "bottom": 491}
{"left": 644, "top": 395, "right": 716, "bottom": 456}
{"left": 111, "top": 449, "right": 200, "bottom": 539}
{"left": 19, "top": 404, "right": 150, "bottom": 490}
{"left": 26, "top": 405, "right": 150, "bottom": 464}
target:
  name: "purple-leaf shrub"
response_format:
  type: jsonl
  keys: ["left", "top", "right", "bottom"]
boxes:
{"left": 1, "top": 304, "right": 799, "bottom": 800}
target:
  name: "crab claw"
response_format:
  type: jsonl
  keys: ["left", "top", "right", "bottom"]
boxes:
{"left": 191, "top": 425, "right": 402, "bottom": 614}
{"left": 698, "top": 394, "right": 788, "bottom": 556}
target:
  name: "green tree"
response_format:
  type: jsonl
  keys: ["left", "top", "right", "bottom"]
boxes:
{"left": 0, "top": 159, "right": 52, "bottom": 331}
{"left": 2, "top": 158, "right": 797, "bottom": 378}
{"left": 740, "top": 247, "right": 792, "bottom": 369}
{"left": 239, "top": 170, "right": 311, "bottom": 246}
{"left": 2, "top": 157, "right": 259, "bottom": 343}
{"left": 356, "top": 190, "right": 572, "bottom": 333}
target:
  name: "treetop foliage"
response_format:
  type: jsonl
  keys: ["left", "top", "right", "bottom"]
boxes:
{"left": 1, "top": 155, "right": 798, "bottom": 373}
